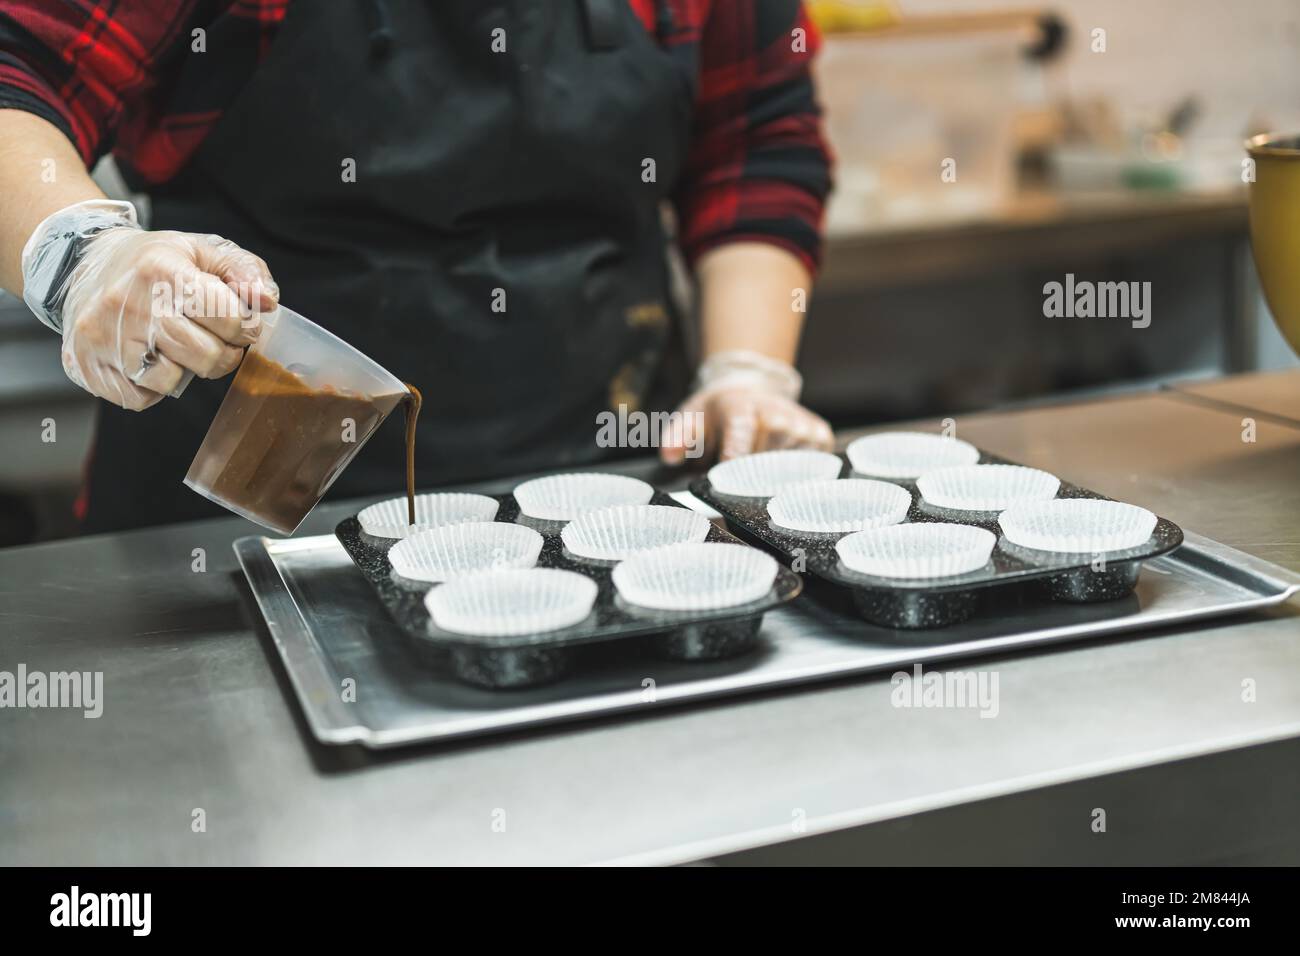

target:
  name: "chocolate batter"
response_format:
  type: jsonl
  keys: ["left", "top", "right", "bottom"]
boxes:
{"left": 188, "top": 350, "right": 405, "bottom": 533}
{"left": 403, "top": 384, "right": 423, "bottom": 526}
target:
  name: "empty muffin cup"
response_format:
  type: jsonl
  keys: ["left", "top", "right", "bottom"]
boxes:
{"left": 834, "top": 522, "right": 997, "bottom": 628}
{"left": 614, "top": 542, "right": 777, "bottom": 661}
{"left": 767, "top": 478, "right": 912, "bottom": 534}
{"left": 561, "top": 504, "right": 711, "bottom": 561}
{"left": 613, "top": 542, "right": 778, "bottom": 611}
{"left": 424, "top": 567, "right": 598, "bottom": 637}
{"left": 707, "top": 449, "right": 843, "bottom": 498}
{"left": 513, "top": 473, "right": 653, "bottom": 521}
{"left": 999, "top": 500, "right": 1158, "bottom": 604}
{"left": 846, "top": 431, "right": 980, "bottom": 479}
{"left": 388, "top": 521, "right": 543, "bottom": 583}
{"left": 835, "top": 523, "right": 996, "bottom": 579}
{"left": 917, "top": 464, "right": 1060, "bottom": 512}
{"left": 358, "top": 492, "right": 499, "bottom": 540}
{"left": 999, "top": 498, "right": 1158, "bottom": 553}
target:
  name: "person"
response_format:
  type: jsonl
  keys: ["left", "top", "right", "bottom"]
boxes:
{"left": 0, "top": 0, "right": 834, "bottom": 533}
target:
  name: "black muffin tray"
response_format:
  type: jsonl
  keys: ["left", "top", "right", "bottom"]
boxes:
{"left": 335, "top": 492, "right": 802, "bottom": 689}
{"left": 690, "top": 451, "right": 1183, "bottom": 629}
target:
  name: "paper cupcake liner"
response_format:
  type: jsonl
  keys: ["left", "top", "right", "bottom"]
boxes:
{"left": 358, "top": 492, "right": 499, "bottom": 539}
{"left": 846, "top": 431, "right": 980, "bottom": 479}
{"left": 917, "top": 464, "right": 1060, "bottom": 512}
{"left": 836, "top": 523, "right": 996, "bottom": 579}
{"left": 388, "top": 521, "right": 543, "bottom": 583}
{"left": 707, "top": 449, "right": 843, "bottom": 498}
{"left": 767, "top": 478, "right": 912, "bottom": 533}
{"left": 513, "top": 473, "right": 653, "bottom": 521}
{"left": 999, "top": 499, "right": 1158, "bottom": 553}
{"left": 561, "top": 504, "right": 711, "bottom": 561}
{"left": 425, "top": 568, "right": 598, "bottom": 637}
{"left": 612, "top": 542, "right": 779, "bottom": 611}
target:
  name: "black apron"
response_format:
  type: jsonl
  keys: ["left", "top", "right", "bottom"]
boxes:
{"left": 83, "top": 0, "right": 693, "bottom": 533}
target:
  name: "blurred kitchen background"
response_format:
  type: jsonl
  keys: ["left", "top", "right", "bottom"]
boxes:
{"left": 2, "top": 0, "right": 1298, "bottom": 546}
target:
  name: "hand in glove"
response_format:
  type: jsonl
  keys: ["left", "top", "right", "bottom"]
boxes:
{"left": 22, "top": 200, "right": 278, "bottom": 410}
{"left": 659, "top": 350, "right": 834, "bottom": 464}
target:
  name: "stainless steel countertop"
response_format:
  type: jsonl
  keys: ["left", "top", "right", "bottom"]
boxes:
{"left": 2, "top": 378, "right": 1299, "bottom": 865}
{"left": 1170, "top": 368, "right": 1300, "bottom": 427}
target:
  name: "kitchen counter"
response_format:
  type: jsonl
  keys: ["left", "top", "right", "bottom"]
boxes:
{"left": 2, "top": 374, "right": 1299, "bottom": 865}
{"left": 1169, "top": 368, "right": 1300, "bottom": 427}
{"left": 818, "top": 188, "right": 1248, "bottom": 294}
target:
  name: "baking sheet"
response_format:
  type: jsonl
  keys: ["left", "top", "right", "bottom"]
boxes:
{"left": 234, "top": 529, "right": 1299, "bottom": 748}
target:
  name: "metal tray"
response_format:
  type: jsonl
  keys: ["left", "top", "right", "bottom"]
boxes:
{"left": 332, "top": 493, "right": 801, "bottom": 688}
{"left": 233, "top": 527, "right": 1299, "bottom": 748}
{"left": 691, "top": 451, "right": 1184, "bottom": 628}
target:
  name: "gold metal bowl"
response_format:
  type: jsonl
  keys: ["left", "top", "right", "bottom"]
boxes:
{"left": 1246, "top": 133, "right": 1300, "bottom": 357}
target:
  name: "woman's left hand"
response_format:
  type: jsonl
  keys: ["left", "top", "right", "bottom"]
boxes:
{"left": 659, "top": 385, "right": 834, "bottom": 465}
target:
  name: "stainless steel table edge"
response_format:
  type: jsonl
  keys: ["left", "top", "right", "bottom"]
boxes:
{"left": 1179, "top": 529, "right": 1300, "bottom": 592}
{"left": 234, "top": 535, "right": 371, "bottom": 746}
{"left": 233, "top": 531, "right": 1300, "bottom": 750}
{"left": 601, "top": 719, "right": 1300, "bottom": 867}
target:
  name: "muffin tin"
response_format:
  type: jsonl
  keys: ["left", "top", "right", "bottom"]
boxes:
{"left": 335, "top": 490, "right": 801, "bottom": 690}
{"left": 691, "top": 448, "right": 1183, "bottom": 629}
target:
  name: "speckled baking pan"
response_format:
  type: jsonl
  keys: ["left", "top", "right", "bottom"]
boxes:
{"left": 690, "top": 451, "right": 1183, "bottom": 629}
{"left": 335, "top": 492, "right": 801, "bottom": 689}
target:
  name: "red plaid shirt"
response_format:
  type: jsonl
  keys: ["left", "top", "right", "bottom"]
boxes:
{"left": 0, "top": 0, "right": 831, "bottom": 271}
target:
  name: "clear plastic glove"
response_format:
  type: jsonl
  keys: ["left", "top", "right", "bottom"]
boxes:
{"left": 22, "top": 200, "right": 278, "bottom": 410}
{"left": 659, "top": 350, "right": 834, "bottom": 464}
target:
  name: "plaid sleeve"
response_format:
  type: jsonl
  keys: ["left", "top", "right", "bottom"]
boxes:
{"left": 0, "top": 0, "right": 205, "bottom": 166}
{"left": 674, "top": 0, "right": 833, "bottom": 275}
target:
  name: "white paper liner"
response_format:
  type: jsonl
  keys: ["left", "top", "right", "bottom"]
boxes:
{"left": 707, "top": 449, "right": 843, "bottom": 497}
{"left": 358, "top": 492, "right": 499, "bottom": 539}
{"left": 561, "top": 504, "right": 711, "bottom": 561}
{"left": 917, "top": 464, "right": 1060, "bottom": 512}
{"left": 845, "top": 431, "right": 980, "bottom": 479}
{"left": 999, "top": 498, "right": 1158, "bottom": 553}
{"left": 513, "top": 472, "right": 653, "bottom": 521}
{"left": 767, "top": 478, "right": 911, "bottom": 533}
{"left": 612, "top": 542, "right": 779, "bottom": 611}
{"left": 836, "top": 523, "right": 996, "bottom": 579}
{"left": 425, "top": 568, "right": 598, "bottom": 637}
{"left": 388, "top": 521, "right": 543, "bottom": 583}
